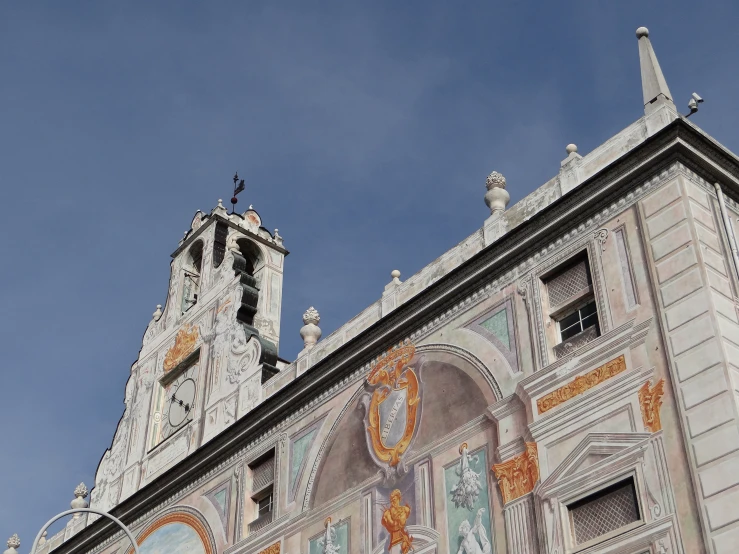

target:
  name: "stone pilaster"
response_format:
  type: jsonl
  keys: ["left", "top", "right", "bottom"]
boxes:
{"left": 639, "top": 169, "right": 739, "bottom": 552}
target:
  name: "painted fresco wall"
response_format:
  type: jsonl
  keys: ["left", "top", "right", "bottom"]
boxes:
{"left": 54, "top": 162, "right": 739, "bottom": 554}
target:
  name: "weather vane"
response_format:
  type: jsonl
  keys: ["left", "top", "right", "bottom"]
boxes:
{"left": 231, "top": 172, "right": 246, "bottom": 214}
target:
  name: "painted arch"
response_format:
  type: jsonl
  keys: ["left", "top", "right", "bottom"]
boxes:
{"left": 306, "top": 343, "right": 504, "bottom": 509}
{"left": 126, "top": 510, "right": 215, "bottom": 554}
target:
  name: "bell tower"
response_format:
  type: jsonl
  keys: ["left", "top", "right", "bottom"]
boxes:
{"left": 88, "top": 193, "right": 288, "bottom": 516}
{"left": 168, "top": 199, "right": 287, "bottom": 356}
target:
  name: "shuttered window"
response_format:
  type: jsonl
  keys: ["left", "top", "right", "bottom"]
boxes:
{"left": 251, "top": 453, "right": 275, "bottom": 493}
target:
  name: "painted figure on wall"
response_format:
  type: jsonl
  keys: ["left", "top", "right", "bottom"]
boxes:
{"left": 445, "top": 447, "right": 493, "bottom": 554}
{"left": 457, "top": 509, "right": 491, "bottom": 554}
{"left": 381, "top": 489, "right": 413, "bottom": 554}
{"left": 318, "top": 518, "right": 341, "bottom": 554}
{"left": 309, "top": 518, "right": 349, "bottom": 554}
{"left": 450, "top": 443, "right": 482, "bottom": 510}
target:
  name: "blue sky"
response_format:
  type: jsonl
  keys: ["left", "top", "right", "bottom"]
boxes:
{"left": 2, "top": 1, "right": 738, "bottom": 548}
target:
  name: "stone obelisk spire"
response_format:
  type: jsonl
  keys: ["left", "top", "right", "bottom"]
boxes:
{"left": 636, "top": 27, "right": 678, "bottom": 134}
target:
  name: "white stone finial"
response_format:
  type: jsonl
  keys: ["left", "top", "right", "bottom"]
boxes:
{"left": 484, "top": 171, "right": 510, "bottom": 215}
{"left": 637, "top": 26, "right": 673, "bottom": 109}
{"left": 213, "top": 198, "right": 229, "bottom": 217}
{"left": 153, "top": 304, "right": 162, "bottom": 321}
{"left": 565, "top": 144, "right": 578, "bottom": 154}
{"left": 274, "top": 228, "right": 283, "bottom": 246}
{"left": 391, "top": 270, "right": 401, "bottom": 283}
{"left": 5, "top": 535, "right": 20, "bottom": 554}
{"left": 71, "top": 482, "right": 89, "bottom": 518}
{"left": 300, "top": 307, "right": 322, "bottom": 350}
{"left": 38, "top": 532, "right": 47, "bottom": 546}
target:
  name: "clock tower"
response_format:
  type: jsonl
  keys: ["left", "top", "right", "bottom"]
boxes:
{"left": 87, "top": 198, "right": 288, "bottom": 516}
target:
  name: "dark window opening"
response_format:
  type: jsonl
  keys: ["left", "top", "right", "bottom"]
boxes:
{"left": 257, "top": 491, "right": 273, "bottom": 516}
{"left": 213, "top": 222, "right": 228, "bottom": 268}
{"left": 559, "top": 300, "right": 599, "bottom": 341}
{"left": 181, "top": 241, "right": 203, "bottom": 314}
{"left": 568, "top": 478, "right": 640, "bottom": 545}
{"left": 237, "top": 238, "right": 261, "bottom": 277}
{"left": 247, "top": 449, "right": 275, "bottom": 533}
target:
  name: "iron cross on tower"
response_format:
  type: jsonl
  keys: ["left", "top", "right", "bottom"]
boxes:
{"left": 231, "top": 172, "right": 246, "bottom": 213}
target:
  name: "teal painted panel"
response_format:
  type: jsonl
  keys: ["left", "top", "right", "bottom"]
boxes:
{"left": 444, "top": 448, "right": 493, "bottom": 554}
{"left": 213, "top": 488, "right": 227, "bottom": 513}
{"left": 290, "top": 429, "right": 317, "bottom": 491}
{"left": 480, "top": 310, "right": 510, "bottom": 349}
{"left": 309, "top": 520, "right": 349, "bottom": 554}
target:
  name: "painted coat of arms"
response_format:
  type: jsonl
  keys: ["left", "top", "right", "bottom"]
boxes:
{"left": 361, "top": 341, "right": 422, "bottom": 484}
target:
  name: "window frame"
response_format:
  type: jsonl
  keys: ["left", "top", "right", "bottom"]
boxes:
{"left": 566, "top": 476, "right": 643, "bottom": 549}
{"left": 531, "top": 244, "right": 607, "bottom": 365}
{"left": 556, "top": 299, "right": 600, "bottom": 343}
{"left": 244, "top": 443, "right": 280, "bottom": 536}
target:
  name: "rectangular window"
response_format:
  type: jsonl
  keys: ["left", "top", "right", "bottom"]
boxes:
{"left": 559, "top": 300, "right": 599, "bottom": 341}
{"left": 568, "top": 479, "right": 640, "bottom": 546}
{"left": 248, "top": 450, "right": 276, "bottom": 534}
{"left": 257, "top": 492, "right": 273, "bottom": 516}
{"left": 545, "top": 256, "right": 601, "bottom": 358}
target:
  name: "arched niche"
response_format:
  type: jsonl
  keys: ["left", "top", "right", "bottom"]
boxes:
{"left": 125, "top": 509, "right": 216, "bottom": 554}
{"left": 235, "top": 238, "right": 264, "bottom": 277}
{"left": 308, "top": 345, "right": 502, "bottom": 509}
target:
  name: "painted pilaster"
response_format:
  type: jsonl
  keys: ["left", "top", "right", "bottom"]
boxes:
{"left": 492, "top": 444, "right": 541, "bottom": 553}
{"left": 639, "top": 169, "right": 739, "bottom": 552}
{"left": 502, "top": 494, "right": 539, "bottom": 554}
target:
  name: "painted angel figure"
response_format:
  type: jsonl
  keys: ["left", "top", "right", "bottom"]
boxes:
{"left": 450, "top": 443, "right": 482, "bottom": 510}
{"left": 457, "top": 509, "right": 491, "bottom": 554}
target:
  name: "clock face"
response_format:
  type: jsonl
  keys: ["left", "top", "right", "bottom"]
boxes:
{"left": 167, "top": 376, "right": 196, "bottom": 429}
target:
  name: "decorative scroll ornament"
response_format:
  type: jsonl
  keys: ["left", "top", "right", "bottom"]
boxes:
{"left": 362, "top": 342, "right": 421, "bottom": 482}
{"left": 450, "top": 443, "right": 483, "bottom": 510}
{"left": 381, "top": 489, "right": 413, "bottom": 554}
{"left": 257, "top": 543, "right": 280, "bottom": 554}
{"left": 492, "top": 443, "right": 540, "bottom": 504}
{"left": 163, "top": 324, "right": 200, "bottom": 372}
{"left": 318, "top": 518, "right": 340, "bottom": 554}
{"left": 594, "top": 228, "right": 609, "bottom": 252}
{"left": 537, "top": 355, "right": 627, "bottom": 414}
{"left": 639, "top": 379, "right": 665, "bottom": 432}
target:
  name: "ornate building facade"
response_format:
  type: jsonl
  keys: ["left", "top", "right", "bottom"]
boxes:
{"left": 11, "top": 27, "right": 739, "bottom": 554}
